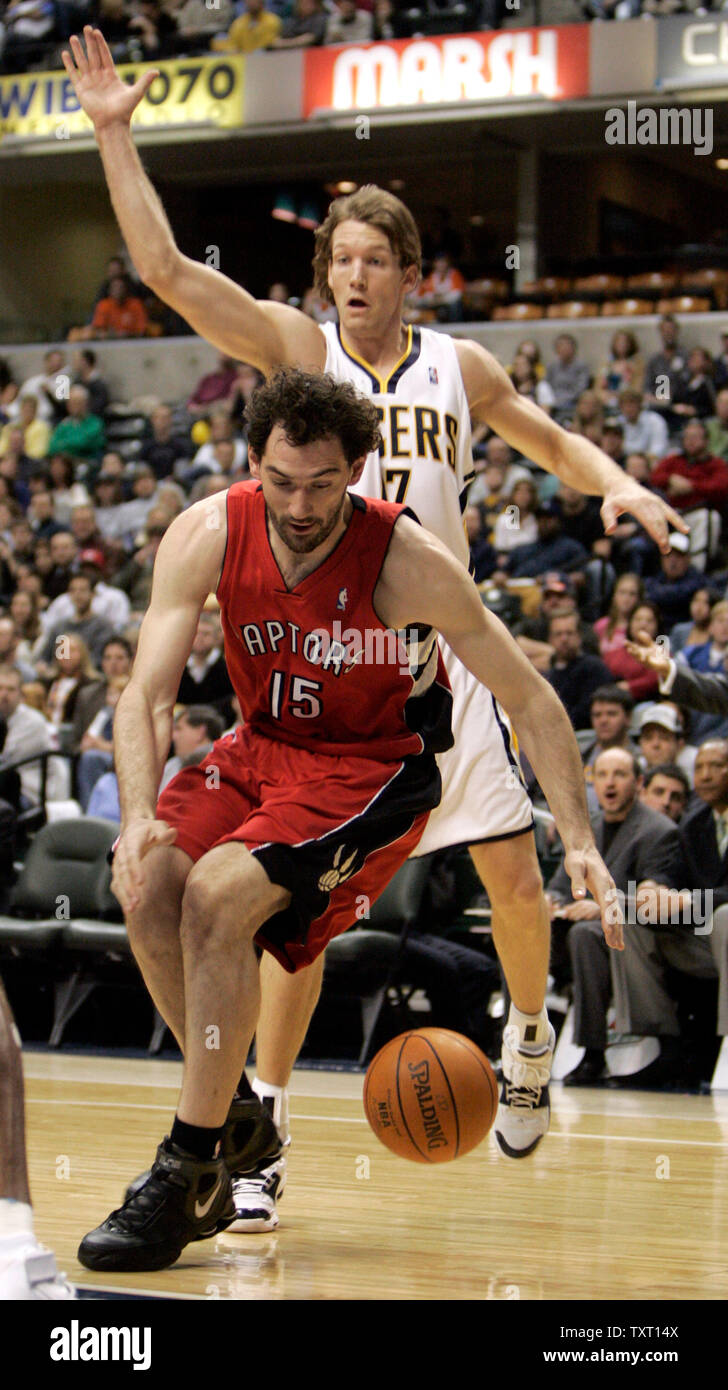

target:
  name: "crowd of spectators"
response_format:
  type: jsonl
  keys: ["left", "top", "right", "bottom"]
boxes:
{"left": 2, "top": 303, "right": 728, "bottom": 1083}
{"left": 1, "top": 0, "right": 717, "bottom": 79}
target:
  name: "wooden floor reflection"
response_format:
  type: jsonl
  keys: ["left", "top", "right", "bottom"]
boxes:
{"left": 20, "top": 1052, "right": 728, "bottom": 1301}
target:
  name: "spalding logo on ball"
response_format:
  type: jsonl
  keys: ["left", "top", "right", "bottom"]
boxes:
{"left": 363, "top": 1027, "right": 498, "bottom": 1164}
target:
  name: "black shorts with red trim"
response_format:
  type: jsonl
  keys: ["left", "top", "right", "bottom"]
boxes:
{"left": 155, "top": 725, "right": 441, "bottom": 972}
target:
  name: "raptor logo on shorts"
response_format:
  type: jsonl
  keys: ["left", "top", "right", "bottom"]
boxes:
{"left": 317, "top": 843, "right": 359, "bottom": 892}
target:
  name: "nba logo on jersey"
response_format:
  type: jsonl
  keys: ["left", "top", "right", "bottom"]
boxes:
{"left": 336, "top": 588, "right": 348, "bottom": 611}
{"left": 428, "top": 367, "right": 438, "bottom": 385}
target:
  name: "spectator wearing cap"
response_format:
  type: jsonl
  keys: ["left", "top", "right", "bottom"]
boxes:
{"left": 602, "top": 601, "right": 662, "bottom": 702}
{"left": 650, "top": 418, "right": 728, "bottom": 569}
{"left": 513, "top": 572, "right": 600, "bottom": 671}
{"left": 545, "top": 334, "right": 591, "bottom": 423}
{"left": 41, "top": 549, "right": 130, "bottom": 635}
{"left": 637, "top": 702, "right": 697, "bottom": 788}
{"left": 618, "top": 388, "right": 669, "bottom": 463}
{"left": 138, "top": 404, "right": 193, "bottom": 481}
{"left": 506, "top": 499, "right": 589, "bottom": 581}
{"left": 544, "top": 609, "right": 613, "bottom": 729}
{"left": 47, "top": 386, "right": 106, "bottom": 462}
{"left": 644, "top": 532, "right": 706, "bottom": 631}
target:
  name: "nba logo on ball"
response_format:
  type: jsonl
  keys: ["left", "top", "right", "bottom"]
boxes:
{"left": 363, "top": 1028, "right": 498, "bottom": 1163}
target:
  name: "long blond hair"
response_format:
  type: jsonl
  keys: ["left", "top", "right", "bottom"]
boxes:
{"left": 312, "top": 185, "right": 422, "bottom": 305}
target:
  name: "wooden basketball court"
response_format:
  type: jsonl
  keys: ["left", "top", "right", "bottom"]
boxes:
{"left": 22, "top": 1051, "right": 728, "bottom": 1301}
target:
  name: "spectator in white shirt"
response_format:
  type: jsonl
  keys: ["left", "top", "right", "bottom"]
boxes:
{"left": 618, "top": 388, "right": 669, "bottom": 463}
{"left": 0, "top": 664, "right": 65, "bottom": 805}
{"left": 40, "top": 550, "right": 130, "bottom": 635}
{"left": 18, "top": 350, "right": 70, "bottom": 425}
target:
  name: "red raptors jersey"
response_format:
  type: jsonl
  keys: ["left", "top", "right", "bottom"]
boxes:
{"left": 216, "top": 481, "right": 452, "bottom": 760}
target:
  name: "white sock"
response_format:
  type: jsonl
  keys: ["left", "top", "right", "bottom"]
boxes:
{"left": 0, "top": 1200, "right": 34, "bottom": 1240}
{"left": 252, "top": 1079, "right": 290, "bottom": 1144}
{"left": 507, "top": 1004, "right": 551, "bottom": 1051}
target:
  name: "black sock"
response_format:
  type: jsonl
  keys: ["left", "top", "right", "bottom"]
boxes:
{"left": 235, "top": 1070, "right": 256, "bottom": 1101}
{"left": 170, "top": 1116, "right": 223, "bottom": 1161}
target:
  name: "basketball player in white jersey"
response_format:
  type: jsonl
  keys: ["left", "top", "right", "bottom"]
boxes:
{"left": 63, "top": 29, "right": 686, "bottom": 1226}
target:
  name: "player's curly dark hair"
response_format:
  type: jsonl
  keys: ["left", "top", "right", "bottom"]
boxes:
{"left": 312, "top": 185, "right": 422, "bottom": 306}
{"left": 245, "top": 368, "right": 383, "bottom": 466}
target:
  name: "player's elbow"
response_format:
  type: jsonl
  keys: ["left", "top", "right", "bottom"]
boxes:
{"left": 138, "top": 244, "right": 183, "bottom": 298}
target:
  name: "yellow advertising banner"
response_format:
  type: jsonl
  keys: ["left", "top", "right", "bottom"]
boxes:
{"left": 0, "top": 54, "right": 245, "bottom": 145}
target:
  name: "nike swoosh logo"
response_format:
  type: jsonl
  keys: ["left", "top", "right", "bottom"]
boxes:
{"left": 195, "top": 1178, "right": 222, "bottom": 1220}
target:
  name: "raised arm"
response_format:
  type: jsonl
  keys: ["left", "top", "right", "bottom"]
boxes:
{"left": 62, "top": 27, "right": 325, "bottom": 375}
{"left": 377, "top": 517, "right": 624, "bottom": 947}
{"left": 110, "top": 494, "right": 227, "bottom": 912}
{"left": 455, "top": 337, "right": 688, "bottom": 553}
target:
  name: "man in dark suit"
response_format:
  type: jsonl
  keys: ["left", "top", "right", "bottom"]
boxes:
{"left": 176, "top": 612, "right": 233, "bottom": 723}
{"left": 616, "top": 740, "right": 728, "bottom": 1072}
{"left": 545, "top": 746, "right": 682, "bottom": 1084}
{"left": 626, "top": 627, "right": 728, "bottom": 718}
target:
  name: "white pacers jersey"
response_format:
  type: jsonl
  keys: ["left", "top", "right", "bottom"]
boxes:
{"left": 322, "top": 321, "right": 533, "bottom": 852}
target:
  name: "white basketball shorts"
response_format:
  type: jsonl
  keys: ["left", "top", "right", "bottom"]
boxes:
{"left": 413, "top": 639, "right": 535, "bottom": 857}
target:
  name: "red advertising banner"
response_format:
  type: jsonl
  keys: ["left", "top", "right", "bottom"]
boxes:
{"left": 303, "top": 25, "right": 590, "bottom": 119}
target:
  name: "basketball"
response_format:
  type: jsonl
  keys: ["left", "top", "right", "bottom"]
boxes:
{"left": 363, "top": 1027, "right": 499, "bottom": 1164}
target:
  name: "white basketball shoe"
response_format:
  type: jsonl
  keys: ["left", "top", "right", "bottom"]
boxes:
{"left": 0, "top": 1238, "right": 76, "bottom": 1299}
{"left": 494, "top": 1022, "right": 555, "bottom": 1158}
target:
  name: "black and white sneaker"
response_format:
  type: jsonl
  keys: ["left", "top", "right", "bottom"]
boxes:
{"left": 494, "top": 1023, "right": 555, "bottom": 1158}
{"left": 229, "top": 1148, "right": 289, "bottom": 1233}
{"left": 79, "top": 1140, "right": 235, "bottom": 1272}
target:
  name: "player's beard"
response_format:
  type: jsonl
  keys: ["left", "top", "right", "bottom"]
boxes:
{"left": 268, "top": 497, "right": 347, "bottom": 555}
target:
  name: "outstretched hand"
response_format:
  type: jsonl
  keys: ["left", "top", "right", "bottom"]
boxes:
{"left": 62, "top": 25, "right": 159, "bottom": 131}
{"left": 625, "top": 629, "right": 671, "bottom": 681}
{"left": 600, "top": 481, "right": 689, "bottom": 555}
{"left": 562, "top": 844, "right": 624, "bottom": 950}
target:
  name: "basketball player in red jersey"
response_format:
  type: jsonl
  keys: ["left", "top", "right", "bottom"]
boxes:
{"left": 77, "top": 369, "right": 620, "bottom": 1272}
{"left": 63, "top": 28, "right": 677, "bottom": 1216}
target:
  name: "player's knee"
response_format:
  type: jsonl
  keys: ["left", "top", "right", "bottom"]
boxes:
{"left": 180, "top": 866, "right": 258, "bottom": 947}
{"left": 487, "top": 864, "right": 544, "bottom": 915}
